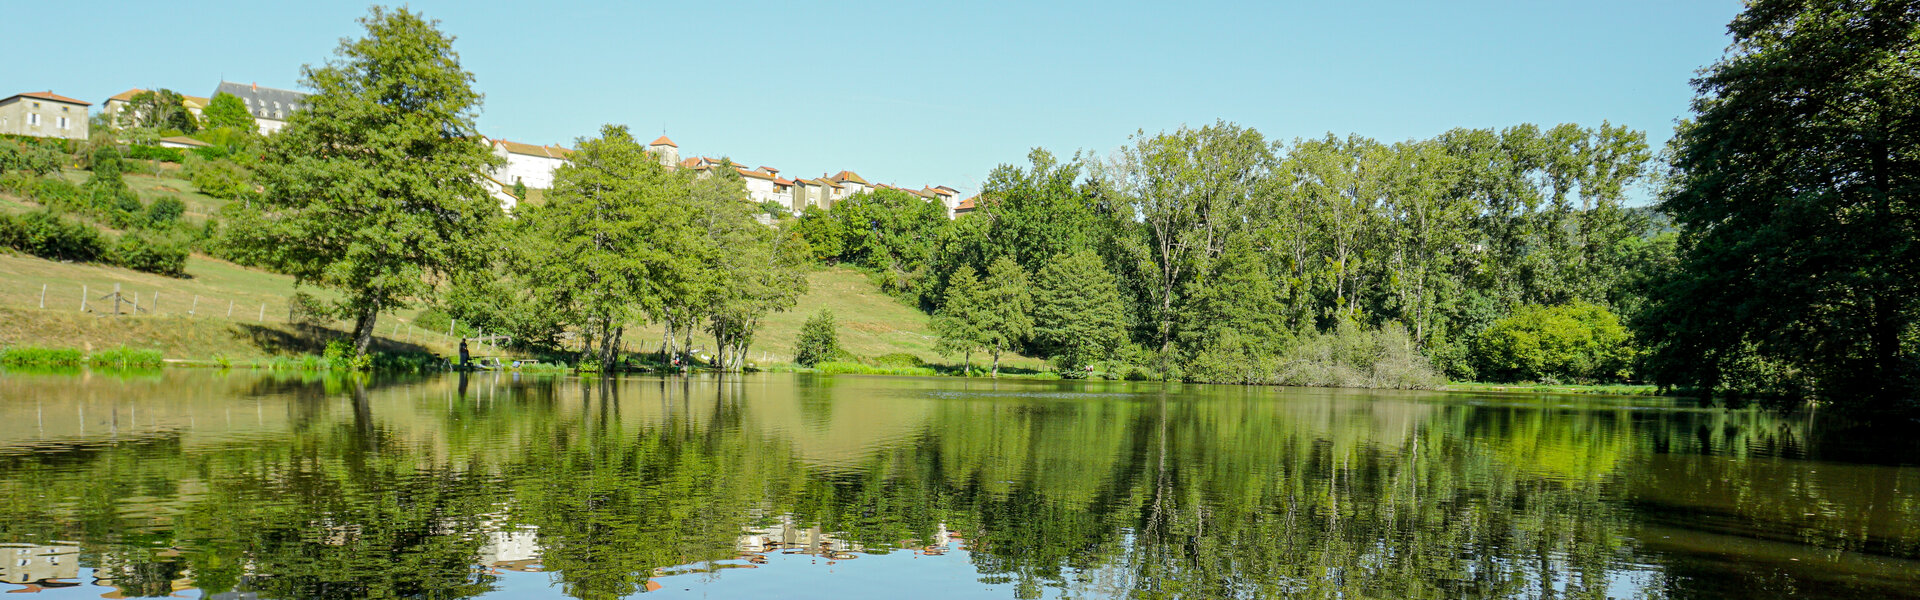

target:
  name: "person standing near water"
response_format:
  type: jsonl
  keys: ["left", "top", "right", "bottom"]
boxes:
{"left": 458, "top": 339, "right": 470, "bottom": 368}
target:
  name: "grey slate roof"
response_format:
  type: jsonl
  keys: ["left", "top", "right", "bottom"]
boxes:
{"left": 214, "top": 81, "right": 311, "bottom": 121}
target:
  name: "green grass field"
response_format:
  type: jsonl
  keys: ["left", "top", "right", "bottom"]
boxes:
{"left": 55, "top": 166, "right": 232, "bottom": 223}
{"left": 0, "top": 243, "right": 1036, "bottom": 368}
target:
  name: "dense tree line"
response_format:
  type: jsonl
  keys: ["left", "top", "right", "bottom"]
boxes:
{"left": 796, "top": 125, "right": 1662, "bottom": 386}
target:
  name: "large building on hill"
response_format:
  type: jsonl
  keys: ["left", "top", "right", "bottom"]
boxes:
{"left": 0, "top": 91, "right": 89, "bottom": 141}
{"left": 102, "top": 88, "right": 209, "bottom": 129}
{"left": 213, "top": 81, "right": 310, "bottom": 135}
{"left": 483, "top": 137, "right": 573, "bottom": 211}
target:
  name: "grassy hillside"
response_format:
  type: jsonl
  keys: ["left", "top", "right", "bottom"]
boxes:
{"left": 0, "top": 246, "right": 1038, "bottom": 368}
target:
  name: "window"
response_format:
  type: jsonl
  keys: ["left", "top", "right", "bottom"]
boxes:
{"left": 61, "top": 106, "right": 68, "bottom": 112}
{"left": 28, "top": 113, "right": 39, "bottom": 126}
{"left": 58, "top": 116, "right": 68, "bottom": 129}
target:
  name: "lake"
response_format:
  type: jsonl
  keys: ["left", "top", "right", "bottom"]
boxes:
{"left": 1, "top": 370, "right": 1917, "bottom": 599}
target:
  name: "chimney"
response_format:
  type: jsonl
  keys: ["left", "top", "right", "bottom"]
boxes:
{"left": 252, "top": 82, "right": 258, "bottom": 92}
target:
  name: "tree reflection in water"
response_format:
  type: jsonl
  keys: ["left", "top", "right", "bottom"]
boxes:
{"left": 0, "top": 372, "right": 1915, "bottom": 599}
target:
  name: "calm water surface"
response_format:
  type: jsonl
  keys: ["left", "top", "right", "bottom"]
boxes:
{"left": 1, "top": 370, "right": 1917, "bottom": 599}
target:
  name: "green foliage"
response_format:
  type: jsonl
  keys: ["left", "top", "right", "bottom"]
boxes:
{"left": 819, "top": 188, "right": 948, "bottom": 296}
{"left": 1643, "top": 0, "right": 1919, "bottom": 407}
{"left": 1031, "top": 250, "right": 1128, "bottom": 375}
{"left": 87, "top": 346, "right": 164, "bottom": 368}
{"left": 144, "top": 195, "right": 186, "bottom": 226}
{"left": 1276, "top": 321, "right": 1443, "bottom": 389}
{"left": 122, "top": 89, "right": 200, "bottom": 132}
{"left": 0, "top": 346, "right": 84, "bottom": 366}
{"left": 183, "top": 154, "right": 255, "bottom": 201}
{"left": 932, "top": 264, "right": 987, "bottom": 368}
{"left": 125, "top": 145, "right": 186, "bottom": 163}
{"left": 322, "top": 340, "right": 373, "bottom": 371}
{"left": 288, "top": 291, "right": 333, "bottom": 327}
{"left": 794, "top": 309, "right": 841, "bottom": 367}
{"left": 790, "top": 205, "right": 846, "bottom": 262}
{"left": 112, "top": 229, "right": 191, "bottom": 276}
{"left": 1475, "top": 302, "right": 1633, "bottom": 384}
{"left": 0, "top": 138, "right": 64, "bottom": 176}
{"left": 978, "top": 257, "right": 1034, "bottom": 376}
{"left": 511, "top": 179, "right": 527, "bottom": 200}
{"left": 6, "top": 209, "right": 107, "bottom": 262}
{"left": 234, "top": 6, "right": 503, "bottom": 355}
{"left": 203, "top": 92, "right": 255, "bottom": 131}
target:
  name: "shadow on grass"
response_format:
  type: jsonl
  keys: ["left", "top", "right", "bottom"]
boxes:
{"left": 233, "top": 323, "right": 438, "bottom": 357}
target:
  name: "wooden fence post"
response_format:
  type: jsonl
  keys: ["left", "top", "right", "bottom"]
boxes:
{"left": 190, "top": 295, "right": 198, "bottom": 316}
{"left": 39, "top": 284, "right": 46, "bottom": 309}
{"left": 131, "top": 292, "right": 139, "bottom": 314}
{"left": 81, "top": 285, "right": 87, "bottom": 312}
{"left": 152, "top": 293, "right": 159, "bottom": 314}
{"left": 227, "top": 300, "right": 234, "bottom": 318}
{"left": 258, "top": 303, "right": 265, "bottom": 322}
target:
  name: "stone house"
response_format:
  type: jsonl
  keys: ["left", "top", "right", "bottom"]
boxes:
{"left": 0, "top": 91, "right": 89, "bottom": 141}
{"left": 483, "top": 137, "right": 572, "bottom": 211}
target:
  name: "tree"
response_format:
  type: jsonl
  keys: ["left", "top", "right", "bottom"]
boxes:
{"left": 519, "top": 125, "right": 673, "bottom": 368}
{"left": 795, "top": 309, "right": 841, "bottom": 367}
{"left": 1645, "top": 0, "right": 1919, "bottom": 406}
{"left": 1031, "top": 250, "right": 1128, "bottom": 376}
{"left": 202, "top": 92, "right": 255, "bottom": 132}
{"left": 125, "top": 89, "right": 199, "bottom": 133}
{"left": 1475, "top": 302, "right": 1633, "bottom": 384}
{"left": 933, "top": 264, "right": 987, "bottom": 373}
{"left": 1106, "top": 121, "right": 1272, "bottom": 375}
{"left": 979, "top": 257, "right": 1034, "bottom": 377}
{"left": 1177, "top": 232, "right": 1289, "bottom": 364}
{"left": 240, "top": 6, "right": 503, "bottom": 355}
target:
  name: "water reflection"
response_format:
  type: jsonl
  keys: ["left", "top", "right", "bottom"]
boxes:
{"left": 0, "top": 371, "right": 1916, "bottom": 599}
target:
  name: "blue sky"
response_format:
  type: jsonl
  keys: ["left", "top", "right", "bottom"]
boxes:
{"left": 4, "top": 1, "right": 1742, "bottom": 199}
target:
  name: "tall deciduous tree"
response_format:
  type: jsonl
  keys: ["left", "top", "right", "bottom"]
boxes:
{"left": 202, "top": 92, "right": 255, "bottom": 132}
{"left": 520, "top": 125, "right": 674, "bottom": 367}
{"left": 1646, "top": 0, "right": 1919, "bottom": 405}
{"left": 244, "top": 6, "right": 502, "bottom": 355}
{"left": 1032, "top": 250, "right": 1129, "bottom": 375}
{"left": 933, "top": 264, "right": 987, "bottom": 373}
{"left": 979, "top": 257, "right": 1035, "bottom": 377}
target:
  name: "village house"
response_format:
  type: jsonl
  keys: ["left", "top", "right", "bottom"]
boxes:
{"left": 0, "top": 91, "right": 89, "bottom": 141}
{"left": 213, "top": 81, "right": 310, "bottom": 135}
{"left": 954, "top": 196, "right": 979, "bottom": 216}
{"left": 648, "top": 135, "right": 679, "bottom": 167}
{"left": 483, "top": 137, "right": 573, "bottom": 210}
{"left": 102, "top": 89, "right": 210, "bottom": 129}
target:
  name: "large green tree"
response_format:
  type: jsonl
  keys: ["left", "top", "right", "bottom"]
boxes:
{"left": 932, "top": 264, "right": 988, "bottom": 372}
{"left": 520, "top": 125, "right": 676, "bottom": 367}
{"left": 1031, "top": 250, "right": 1129, "bottom": 375}
{"left": 242, "top": 6, "right": 502, "bottom": 354}
{"left": 979, "top": 257, "right": 1035, "bottom": 377}
{"left": 1645, "top": 0, "right": 1919, "bottom": 405}
{"left": 202, "top": 92, "right": 255, "bottom": 132}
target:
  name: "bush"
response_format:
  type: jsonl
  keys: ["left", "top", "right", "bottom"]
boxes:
{"left": 0, "top": 139, "right": 65, "bottom": 176}
{"left": 183, "top": 155, "right": 254, "bottom": 200}
{"left": 144, "top": 196, "right": 186, "bottom": 226}
{"left": 88, "top": 346, "right": 164, "bottom": 368}
{"left": 794, "top": 309, "right": 841, "bottom": 367}
{"left": 112, "top": 229, "right": 190, "bottom": 276}
{"left": 125, "top": 145, "right": 186, "bottom": 163}
{"left": 9, "top": 210, "right": 106, "bottom": 262}
{"left": 0, "top": 346, "right": 84, "bottom": 367}
{"left": 1473, "top": 302, "right": 1634, "bottom": 384}
{"left": 1180, "top": 321, "right": 1444, "bottom": 390}
{"left": 289, "top": 292, "right": 333, "bottom": 327}
{"left": 868, "top": 352, "right": 927, "bottom": 368}
{"left": 188, "top": 145, "right": 231, "bottom": 161}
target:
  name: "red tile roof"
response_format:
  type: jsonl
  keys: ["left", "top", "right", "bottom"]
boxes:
{"left": 736, "top": 167, "right": 775, "bottom": 180}
{"left": 829, "top": 170, "right": 868, "bottom": 185}
{"left": 8, "top": 91, "right": 91, "bottom": 106}
{"left": 650, "top": 135, "right": 678, "bottom": 147}
{"left": 489, "top": 138, "right": 573, "bottom": 158}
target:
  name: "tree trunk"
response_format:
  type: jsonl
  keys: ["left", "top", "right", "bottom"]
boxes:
{"left": 991, "top": 346, "right": 1002, "bottom": 378}
{"left": 351, "top": 299, "right": 381, "bottom": 356}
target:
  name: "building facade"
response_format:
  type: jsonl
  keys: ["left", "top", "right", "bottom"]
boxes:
{"left": 213, "top": 81, "right": 310, "bottom": 135}
{"left": 0, "top": 91, "right": 89, "bottom": 141}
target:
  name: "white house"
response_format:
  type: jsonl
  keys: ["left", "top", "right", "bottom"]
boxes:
{"left": 482, "top": 137, "right": 572, "bottom": 211}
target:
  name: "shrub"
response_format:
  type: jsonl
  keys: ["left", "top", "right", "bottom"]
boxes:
{"left": 11, "top": 210, "right": 106, "bottom": 262}
{"left": 868, "top": 352, "right": 927, "bottom": 368}
{"left": 289, "top": 292, "right": 333, "bottom": 327}
{"left": 113, "top": 229, "right": 191, "bottom": 276}
{"left": 794, "top": 309, "right": 841, "bottom": 367}
{"left": 145, "top": 196, "right": 186, "bottom": 226}
{"left": 1276, "top": 321, "right": 1444, "bottom": 390}
{"left": 0, "top": 346, "right": 84, "bottom": 366}
{"left": 188, "top": 145, "right": 231, "bottom": 161}
{"left": 88, "top": 346, "right": 164, "bottom": 368}
{"left": 0, "top": 139, "right": 64, "bottom": 176}
{"left": 1473, "top": 302, "right": 1635, "bottom": 384}
{"left": 183, "top": 155, "right": 254, "bottom": 200}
